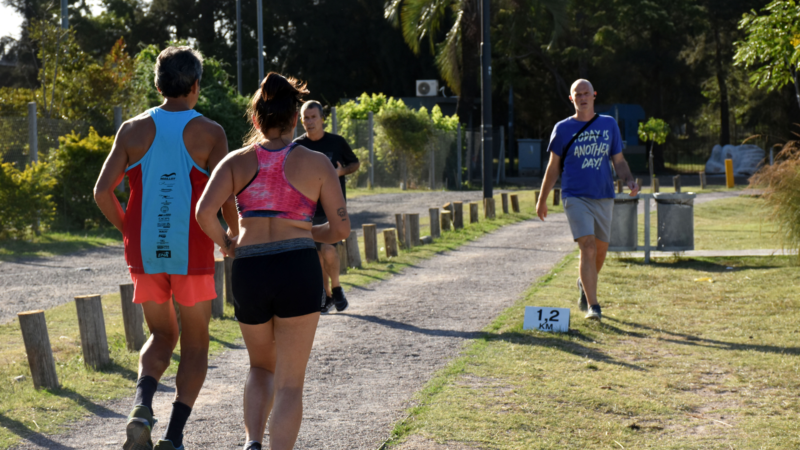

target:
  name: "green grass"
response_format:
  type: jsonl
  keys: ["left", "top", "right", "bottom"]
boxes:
{"left": 0, "top": 229, "right": 123, "bottom": 262}
{"left": 347, "top": 187, "right": 431, "bottom": 198}
{"left": 634, "top": 195, "right": 779, "bottom": 251}
{"left": 0, "top": 297, "right": 241, "bottom": 449}
{"left": 383, "top": 254, "right": 800, "bottom": 449}
{"left": 0, "top": 190, "right": 546, "bottom": 449}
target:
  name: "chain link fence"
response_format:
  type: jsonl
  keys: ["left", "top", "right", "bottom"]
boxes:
{"left": 0, "top": 114, "right": 88, "bottom": 168}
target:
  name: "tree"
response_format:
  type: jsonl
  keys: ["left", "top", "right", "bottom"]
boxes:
{"left": 638, "top": 118, "right": 670, "bottom": 190}
{"left": 734, "top": 0, "right": 800, "bottom": 111}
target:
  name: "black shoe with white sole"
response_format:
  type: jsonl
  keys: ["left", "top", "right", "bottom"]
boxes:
{"left": 585, "top": 304, "right": 602, "bottom": 321}
{"left": 331, "top": 287, "right": 348, "bottom": 312}
{"left": 321, "top": 296, "right": 334, "bottom": 314}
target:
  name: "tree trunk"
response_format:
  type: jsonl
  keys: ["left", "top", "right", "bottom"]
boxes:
{"left": 792, "top": 66, "right": 800, "bottom": 112}
{"left": 713, "top": 24, "right": 730, "bottom": 146}
{"left": 456, "top": 1, "right": 480, "bottom": 127}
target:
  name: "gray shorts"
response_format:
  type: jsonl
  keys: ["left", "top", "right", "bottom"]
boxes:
{"left": 563, "top": 197, "right": 614, "bottom": 242}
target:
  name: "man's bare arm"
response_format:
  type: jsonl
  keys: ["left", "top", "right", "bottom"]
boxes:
{"left": 94, "top": 124, "right": 131, "bottom": 232}
{"left": 536, "top": 152, "right": 562, "bottom": 221}
{"left": 206, "top": 124, "right": 240, "bottom": 238}
{"left": 612, "top": 153, "right": 640, "bottom": 196}
{"left": 336, "top": 161, "right": 360, "bottom": 177}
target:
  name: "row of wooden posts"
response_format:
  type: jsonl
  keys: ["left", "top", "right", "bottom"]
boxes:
{"left": 16, "top": 190, "right": 561, "bottom": 391}
{"left": 614, "top": 173, "right": 708, "bottom": 195}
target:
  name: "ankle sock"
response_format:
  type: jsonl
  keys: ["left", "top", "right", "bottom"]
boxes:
{"left": 133, "top": 376, "right": 158, "bottom": 416}
{"left": 332, "top": 286, "right": 343, "bottom": 295}
{"left": 162, "top": 401, "right": 192, "bottom": 447}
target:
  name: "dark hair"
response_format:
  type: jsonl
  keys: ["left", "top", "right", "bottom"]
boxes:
{"left": 154, "top": 46, "right": 204, "bottom": 98}
{"left": 245, "top": 72, "right": 309, "bottom": 146}
{"left": 301, "top": 100, "right": 325, "bottom": 119}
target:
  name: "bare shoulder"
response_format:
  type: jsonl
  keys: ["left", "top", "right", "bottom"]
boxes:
{"left": 293, "top": 145, "right": 331, "bottom": 168}
{"left": 186, "top": 116, "right": 227, "bottom": 141}
{"left": 117, "top": 112, "right": 155, "bottom": 150}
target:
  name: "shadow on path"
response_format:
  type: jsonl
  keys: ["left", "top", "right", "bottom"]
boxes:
{"left": 344, "top": 314, "right": 481, "bottom": 339}
{"left": 0, "top": 413, "right": 77, "bottom": 449}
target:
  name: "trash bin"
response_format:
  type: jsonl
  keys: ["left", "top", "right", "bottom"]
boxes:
{"left": 609, "top": 193, "right": 639, "bottom": 251}
{"left": 653, "top": 192, "right": 696, "bottom": 251}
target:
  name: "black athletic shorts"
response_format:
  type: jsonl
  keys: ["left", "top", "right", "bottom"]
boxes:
{"left": 231, "top": 238, "right": 324, "bottom": 325}
{"left": 311, "top": 215, "right": 341, "bottom": 251}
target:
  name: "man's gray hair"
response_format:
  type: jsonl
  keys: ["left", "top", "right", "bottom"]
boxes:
{"left": 154, "top": 46, "right": 204, "bottom": 98}
{"left": 300, "top": 100, "right": 325, "bottom": 118}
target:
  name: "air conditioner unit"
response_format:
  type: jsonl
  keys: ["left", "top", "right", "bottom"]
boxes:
{"left": 416, "top": 80, "right": 438, "bottom": 97}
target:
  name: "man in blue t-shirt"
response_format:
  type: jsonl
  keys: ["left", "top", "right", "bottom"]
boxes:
{"left": 537, "top": 79, "right": 639, "bottom": 321}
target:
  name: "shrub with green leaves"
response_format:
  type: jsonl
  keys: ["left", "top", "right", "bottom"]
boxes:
{"left": 48, "top": 128, "right": 123, "bottom": 230}
{"left": 0, "top": 161, "right": 56, "bottom": 238}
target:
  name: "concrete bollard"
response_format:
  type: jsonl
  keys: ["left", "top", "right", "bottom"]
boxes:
{"left": 699, "top": 171, "right": 706, "bottom": 190}
{"left": 346, "top": 230, "right": 362, "bottom": 268}
{"left": 553, "top": 188, "right": 561, "bottom": 206}
{"left": 383, "top": 228, "right": 398, "bottom": 257}
{"left": 429, "top": 208, "right": 440, "bottom": 239}
{"left": 469, "top": 202, "right": 479, "bottom": 224}
{"left": 224, "top": 256, "right": 234, "bottom": 305}
{"left": 395, "top": 213, "right": 406, "bottom": 249}
{"left": 18, "top": 310, "right": 59, "bottom": 390}
{"left": 119, "top": 283, "right": 145, "bottom": 351}
{"left": 74, "top": 295, "right": 110, "bottom": 369}
{"left": 405, "top": 213, "right": 420, "bottom": 247}
{"left": 501, "top": 193, "right": 509, "bottom": 214}
{"left": 212, "top": 259, "right": 224, "bottom": 318}
{"left": 453, "top": 202, "right": 464, "bottom": 229}
{"left": 510, "top": 194, "right": 520, "bottom": 213}
{"left": 441, "top": 211, "right": 452, "bottom": 231}
{"left": 673, "top": 175, "right": 681, "bottom": 193}
{"left": 363, "top": 224, "right": 379, "bottom": 263}
{"left": 484, "top": 198, "right": 496, "bottom": 219}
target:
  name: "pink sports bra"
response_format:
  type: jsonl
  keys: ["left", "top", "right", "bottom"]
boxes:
{"left": 235, "top": 142, "right": 317, "bottom": 222}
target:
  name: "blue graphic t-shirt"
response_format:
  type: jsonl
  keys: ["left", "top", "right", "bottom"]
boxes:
{"left": 547, "top": 115, "right": 623, "bottom": 199}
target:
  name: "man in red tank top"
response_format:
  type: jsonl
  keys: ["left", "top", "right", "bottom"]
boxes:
{"left": 94, "top": 47, "right": 238, "bottom": 450}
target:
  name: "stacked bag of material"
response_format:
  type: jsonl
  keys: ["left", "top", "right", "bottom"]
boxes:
{"left": 705, "top": 144, "right": 765, "bottom": 176}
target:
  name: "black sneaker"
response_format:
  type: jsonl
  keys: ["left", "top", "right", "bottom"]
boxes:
{"left": 577, "top": 278, "right": 588, "bottom": 312}
{"left": 321, "top": 296, "right": 334, "bottom": 314}
{"left": 585, "top": 304, "right": 602, "bottom": 321}
{"left": 331, "top": 287, "right": 348, "bottom": 312}
{"left": 243, "top": 441, "right": 262, "bottom": 450}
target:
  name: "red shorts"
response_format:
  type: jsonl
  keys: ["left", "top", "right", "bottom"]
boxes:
{"left": 130, "top": 273, "right": 217, "bottom": 307}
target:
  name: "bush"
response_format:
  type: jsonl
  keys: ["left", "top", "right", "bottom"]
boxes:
{"left": 0, "top": 161, "right": 56, "bottom": 239}
{"left": 749, "top": 140, "right": 800, "bottom": 261}
{"left": 48, "top": 128, "right": 123, "bottom": 230}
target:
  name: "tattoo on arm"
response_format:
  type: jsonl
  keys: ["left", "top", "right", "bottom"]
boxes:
{"left": 222, "top": 233, "right": 232, "bottom": 249}
{"left": 337, "top": 207, "right": 347, "bottom": 222}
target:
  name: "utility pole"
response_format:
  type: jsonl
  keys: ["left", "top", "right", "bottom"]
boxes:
{"left": 508, "top": 85, "right": 514, "bottom": 176}
{"left": 61, "top": 0, "right": 68, "bottom": 28}
{"left": 256, "top": 0, "right": 264, "bottom": 82}
{"left": 236, "top": 0, "right": 243, "bottom": 95}
{"left": 480, "top": 0, "right": 493, "bottom": 199}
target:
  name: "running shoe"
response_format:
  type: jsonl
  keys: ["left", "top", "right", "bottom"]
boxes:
{"left": 123, "top": 405, "right": 157, "bottom": 450}
{"left": 243, "top": 441, "right": 262, "bottom": 450}
{"left": 331, "top": 286, "right": 348, "bottom": 312}
{"left": 153, "top": 439, "right": 183, "bottom": 450}
{"left": 577, "top": 278, "right": 588, "bottom": 312}
{"left": 321, "top": 296, "right": 335, "bottom": 314}
{"left": 585, "top": 304, "right": 602, "bottom": 321}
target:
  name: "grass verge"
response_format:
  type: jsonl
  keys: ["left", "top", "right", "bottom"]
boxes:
{"left": 0, "top": 229, "right": 123, "bottom": 263}
{"left": 0, "top": 190, "right": 549, "bottom": 449}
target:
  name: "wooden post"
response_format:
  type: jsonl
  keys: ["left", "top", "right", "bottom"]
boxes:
{"left": 383, "top": 228, "right": 398, "bottom": 257}
{"left": 484, "top": 198, "right": 496, "bottom": 219}
{"left": 212, "top": 259, "right": 224, "bottom": 318}
{"left": 74, "top": 295, "right": 110, "bottom": 369}
{"left": 510, "top": 194, "right": 520, "bottom": 213}
{"left": 443, "top": 202, "right": 454, "bottom": 218}
{"left": 673, "top": 175, "right": 681, "bottom": 193}
{"left": 616, "top": 179, "right": 623, "bottom": 194}
{"left": 337, "top": 242, "right": 347, "bottom": 274}
{"left": 119, "top": 283, "right": 145, "bottom": 351}
{"left": 18, "top": 310, "right": 59, "bottom": 390}
{"left": 653, "top": 178, "right": 660, "bottom": 193}
{"left": 441, "top": 211, "right": 452, "bottom": 231}
{"left": 405, "top": 213, "right": 420, "bottom": 247}
{"left": 635, "top": 178, "right": 642, "bottom": 191}
{"left": 224, "top": 256, "right": 234, "bottom": 305}
{"left": 395, "top": 213, "right": 406, "bottom": 249}
{"left": 429, "top": 208, "right": 440, "bottom": 239}
{"left": 363, "top": 224, "right": 378, "bottom": 263}
{"left": 501, "top": 193, "right": 509, "bottom": 214}
{"left": 553, "top": 188, "right": 561, "bottom": 206}
{"left": 534, "top": 190, "right": 540, "bottom": 206}
{"left": 453, "top": 202, "right": 464, "bottom": 229}
{"left": 346, "top": 230, "right": 362, "bottom": 268}
{"left": 699, "top": 171, "right": 706, "bottom": 190}
{"left": 469, "top": 202, "right": 479, "bottom": 224}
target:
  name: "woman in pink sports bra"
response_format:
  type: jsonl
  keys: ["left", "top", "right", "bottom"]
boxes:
{"left": 195, "top": 73, "right": 349, "bottom": 450}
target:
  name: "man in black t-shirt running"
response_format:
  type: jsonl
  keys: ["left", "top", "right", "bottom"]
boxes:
{"left": 295, "top": 100, "right": 360, "bottom": 313}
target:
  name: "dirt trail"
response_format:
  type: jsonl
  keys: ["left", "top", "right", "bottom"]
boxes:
{"left": 11, "top": 214, "right": 575, "bottom": 449}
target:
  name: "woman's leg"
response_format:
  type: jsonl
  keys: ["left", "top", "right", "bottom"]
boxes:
{"left": 269, "top": 312, "right": 320, "bottom": 450}
{"left": 239, "top": 320, "right": 277, "bottom": 445}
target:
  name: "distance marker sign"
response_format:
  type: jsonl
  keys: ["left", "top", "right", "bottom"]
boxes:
{"left": 523, "top": 307, "right": 570, "bottom": 332}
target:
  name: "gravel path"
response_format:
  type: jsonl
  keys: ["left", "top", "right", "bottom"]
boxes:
{"left": 10, "top": 214, "right": 576, "bottom": 450}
